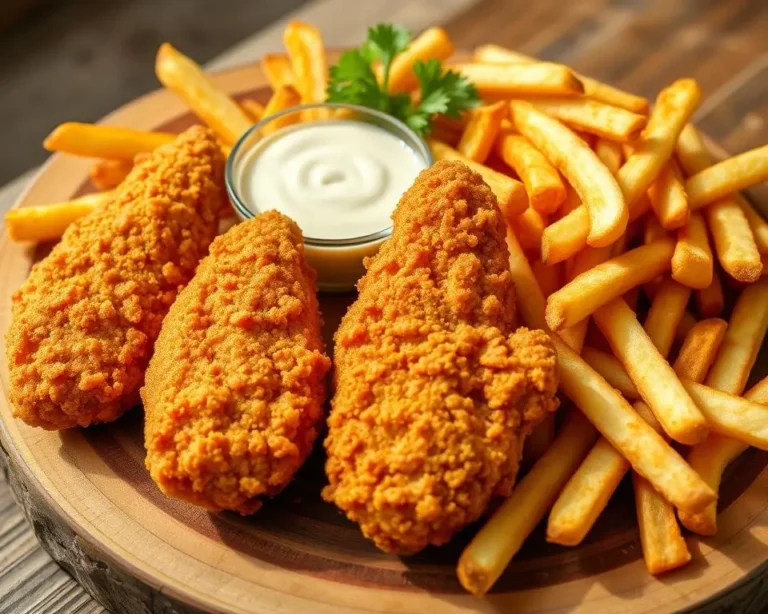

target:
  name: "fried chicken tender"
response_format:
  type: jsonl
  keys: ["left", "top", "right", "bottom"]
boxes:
{"left": 6, "top": 126, "right": 226, "bottom": 430}
{"left": 323, "top": 160, "right": 559, "bottom": 554}
{"left": 142, "top": 212, "right": 331, "bottom": 513}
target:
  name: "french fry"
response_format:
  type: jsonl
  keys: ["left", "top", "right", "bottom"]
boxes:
{"left": 472, "top": 44, "right": 649, "bottom": 114}
{"left": 648, "top": 160, "right": 689, "bottom": 230}
{"left": 261, "top": 86, "right": 302, "bottom": 134}
{"left": 454, "top": 63, "right": 584, "bottom": 98}
{"left": 387, "top": 27, "right": 454, "bottom": 92}
{"left": 643, "top": 277, "right": 692, "bottom": 358}
{"left": 677, "top": 311, "right": 698, "bottom": 342}
{"left": 512, "top": 207, "right": 547, "bottom": 253}
{"left": 595, "top": 138, "right": 623, "bottom": 174}
{"left": 738, "top": 194, "right": 768, "bottom": 255}
{"left": 496, "top": 127, "right": 566, "bottom": 214}
{"left": 581, "top": 347, "right": 639, "bottom": 398}
{"left": 685, "top": 144, "right": 768, "bottom": 210}
{"left": 5, "top": 192, "right": 113, "bottom": 243}
{"left": 239, "top": 99, "right": 266, "bottom": 122}
{"left": 644, "top": 214, "right": 668, "bottom": 245}
{"left": 515, "top": 97, "right": 647, "bottom": 142}
{"left": 429, "top": 139, "right": 528, "bottom": 216}
{"left": 155, "top": 43, "right": 252, "bottom": 145}
{"left": 676, "top": 123, "right": 711, "bottom": 176}
{"left": 617, "top": 79, "right": 701, "bottom": 211}
{"left": 695, "top": 267, "right": 725, "bottom": 317}
{"left": 44, "top": 123, "right": 176, "bottom": 160}
{"left": 546, "top": 238, "right": 675, "bottom": 331}
{"left": 510, "top": 101, "right": 627, "bottom": 246}
{"left": 260, "top": 53, "right": 295, "bottom": 90}
{"left": 541, "top": 207, "right": 590, "bottom": 264}
{"left": 283, "top": 21, "right": 328, "bottom": 112}
{"left": 457, "top": 411, "right": 597, "bottom": 597}
{"left": 523, "top": 414, "right": 556, "bottom": 462}
{"left": 672, "top": 212, "right": 713, "bottom": 289}
{"left": 593, "top": 298, "right": 709, "bottom": 444}
{"left": 672, "top": 318, "right": 728, "bottom": 384}
{"left": 746, "top": 376, "right": 768, "bottom": 405}
{"left": 457, "top": 102, "right": 507, "bottom": 163}
{"left": 89, "top": 159, "right": 133, "bottom": 190}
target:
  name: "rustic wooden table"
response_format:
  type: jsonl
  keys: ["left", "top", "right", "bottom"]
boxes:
{"left": 1, "top": 0, "right": 767, "bottom": 612}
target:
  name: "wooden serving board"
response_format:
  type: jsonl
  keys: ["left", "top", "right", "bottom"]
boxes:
{"left": 2, "top": 62, "right": 768, "bottom": 614}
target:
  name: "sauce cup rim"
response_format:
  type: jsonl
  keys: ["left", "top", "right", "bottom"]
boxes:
{"left": 225, "top": 102, "right": 433, "bottom": 247}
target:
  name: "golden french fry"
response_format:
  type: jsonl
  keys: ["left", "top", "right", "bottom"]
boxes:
{"left": 457, "top": 102, "right": 508, "bottom": 163}
{"left": 672, "top": 212, "right": 713, "bottom": 289}
{"left": 706, "top": 199, "right": 763, "bottom": 282}
{"left": 454, "top": 62, "right": 583, "bottom": 98}
{"left": 677, "top": 311, "right": 698, "bottom": 342}
{"left": 5, "top": 192, "right": 113, "bottom": 243}
{"left": 541, "top": 207, "right": 589, "bottom": 264}
{"left": 261, "top": 86, "right": 302, "bottom": 134}
{"left": 89, "top": 159, "right": 133, "bottom": 190}
{"left": 510, "top": 101, "right": 627, "bottom": 246}
{"left": 472, "top": 44, "right": 649, "bottom": 114}
{"left": 581, "top": 347, "right": 639, "bottom": 398}
{"left": 695, "top": 267, "right": 725, "bottom": 317}
{"left": 512, "top": 207, "right": 547, "bottom": 253}
{"left": 523, "top": 414, "right": 556, "bottom": 462}
{"left": 746, "top": 376, "right": 768, "bottom": 405}
{"left": 593, "top": 298, "right": 709, "bottom": 444}
{"left": 44, "top": 122, "right": 176, "bottom": 160}
{"left": 676, "top": 123, "right": 711, "bottom": 175}
{"left": 546, "top": 238, "right": 675, "bottom": 331}
{"left": 557, "top": 183, "right": 583, "bottom": 218}
{"left": 515, "top": 97, "right": 647, "bottom": 142}
{"left": 648, "top": 160, "right": 689, "bottom": 229}
{"left": 644, "top": 214, "right": 669, "bottom": 245}
{"left": 506, "top": 227, "right": 549, "bottom": 330}
{"left": 457, "top": 411, "right": 597, "bottom": 597}
{"left": 738, "top": 194, "right": 768, "bottom": 255}
{"left": 617, "top": 79, "right": 701, "bottom": 212}
{"left": 387, "top": 27, "right": 454, "bottom": 92}
{"left": 429, "top": 139, "right": 528, "bottom": 217}
{"left": 685, "top": 144, "right": 768, "bottom": 210}
{"left": 672, "top": 318, "right": 728, "bottom": 384}
{"left": 644, "top": 277, "right": 692, "bottom": 358}
{"left": 260, "top": 53, "right": 295, "bottom": 90}
{"left": 155, "top": 43, "right": 252, "bottom": 145}
{"left": 283, "top": 21, "right": 328, "bottom": 111}
{"left": 496, "top": 127, "right": 566, "bottom": 214}
{"left": 595, "top": 138, "right": 623, "bottom": 174}
{"left": 239, "top": 99, "right": 266, "bottom": 122}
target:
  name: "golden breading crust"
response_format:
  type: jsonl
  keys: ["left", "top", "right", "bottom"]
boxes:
{"left": 324, "top": 160, "right": 558, "bottom": 554}
{"left": 6, "top": 126, "right": 226, "bottom": 430}
{"left": 142, "top": 212, "right": 331, "bottom": 513}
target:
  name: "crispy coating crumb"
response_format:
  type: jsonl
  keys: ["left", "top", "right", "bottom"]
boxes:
{"left": 323, "top": 161, "right": 558, "bottom": 554}
{"left": 6, "top": 126, "right": 226, "bottom": 430}
{"left": 142, "top": 212, "right": 331, "bottom": 513}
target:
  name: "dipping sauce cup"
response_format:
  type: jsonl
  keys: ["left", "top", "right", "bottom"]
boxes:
{"left": 226, "top": 103, "right": 433, "bottom": 292}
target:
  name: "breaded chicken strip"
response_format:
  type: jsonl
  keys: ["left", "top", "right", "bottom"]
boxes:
{"left": 324, "top": 160, "right": 558, "bottom": 554}
{"left": 6, "top": 126, "right": 226, "bottom": 430}
{"left": 142, "top": 212, "right": 331, "bottom": 513}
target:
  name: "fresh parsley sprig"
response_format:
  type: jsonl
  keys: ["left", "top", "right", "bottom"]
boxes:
{"left": 327, "top": 24, "right": 480, "bottom": 136}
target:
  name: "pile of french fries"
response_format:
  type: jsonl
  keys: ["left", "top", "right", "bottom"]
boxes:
{"left": 5, "top": 22, "right": 768, "bottom": 600}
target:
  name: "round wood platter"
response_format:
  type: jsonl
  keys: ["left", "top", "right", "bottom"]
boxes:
{"left": 2, "top": 62, "right": 768, "bottom": 614}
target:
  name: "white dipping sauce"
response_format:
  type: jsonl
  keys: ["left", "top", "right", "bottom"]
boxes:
{"left": 237, "top": 120, "right": 428, "bottom": 240}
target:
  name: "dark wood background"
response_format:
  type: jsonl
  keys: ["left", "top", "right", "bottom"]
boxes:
{"left": 1, "top": 0, "right": 767, "bottom": 612}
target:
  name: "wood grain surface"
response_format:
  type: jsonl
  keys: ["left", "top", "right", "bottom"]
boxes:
{"left": 1, "top": 0, "right": 768, "bottom": 612}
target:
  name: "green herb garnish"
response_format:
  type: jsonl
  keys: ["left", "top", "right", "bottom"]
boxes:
{"left": 327, "top": 24, "right": 480, "bottom": 136}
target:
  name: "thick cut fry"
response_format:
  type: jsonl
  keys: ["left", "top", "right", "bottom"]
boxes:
{"left": 496, "top": 129, "right": 566, "bottom": 214}
{"left": 649, "top": 160, "right": 689, "bottom": 229}
{"left": 472, "top": 44, "right": 649, "bottom": 113}
{"left": 510, "top": 102, "right": 627, "bottom": 246}
{"left": 676, "top": 123, "right": 712, "bottom": 176}
{"left": 746, "top": 376, "right": 768, "bottom": 405}
{"left": 530, "top": 259, "right": 561, "bottom": 297}
{"left": 239, "top": 99, "right": 265, "bottom": 122}
{"left": 593, "top": 298, "right": 709, "bottom": 444}
{"left": 89, "top": 159, "right": 133, "bottom": 190}
{"left": 523, "top": 414, "right": 556, "bottom": 462}
{"left": 261, "top": 86, "right": 302, "bottom": 134}
{"left": 581, "top": 347, "right": 638, "bottom": 398}
{"left": 454, "top": 63, "right": 583, "bottom": 98}
{"left": 44, "top": 123, "right": 176, "bottom": 160}
{"left": 706, "top": 199, "right": 762, "bottom": 282}
{"left": 155, "top": 43, "right": 252, "bottom": 145}
{"left": 283, "top": 21, "right": 328, "bottom": 109}
{"left": 457, "top": 102, "right": 507, "bottom": 163}
{"left": 546, "top": 238, "right": 675, "bottom": 331}
{"left": 617, "top": 79, "right": 701, "bottom": 211}
{"left": 388, "top": 27, "right": 454, "bottom": 92}
{"left": 541, "top": 207, "right": 589, "bottom": 264}
{"left": 506, "top": 227, "right": 548, "bottom": 330}
{"left": 260, "top": 53, "right": 295, "bottom": 90}
{"left": 595, "top": 138, "right": 623, "bottom": 174}
{"left": 695, "top": 267, "right": 724, "bottom": 317}
{"left": 739, "top": 194, "right": 768, "bottom": 255}
{"left": 429, "top": 139, "right": 528, "bottom": 216}
{"left": 512, "top": 207, "right": 547, "bottom": 252}
{"left": 516, "top": 97, "right": 647, "bottom": 142}
{"left": 672, "top": 318, "right": 728, "bottom": 384}
{"left": 644, "top": 278, "right": 692, "bottom": 358}
{"left": 685, "top": 144, "right": 768, "bottom": 210}
{"left": 458, "top": 411, "right": 596, "bottom": 597}
{"left": 5, "top": 192, "right": 113, "bottom": 243}
{"left": 672, "top": 212, "right": 713, "bottom": 289}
